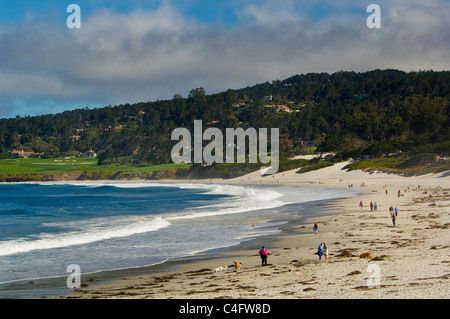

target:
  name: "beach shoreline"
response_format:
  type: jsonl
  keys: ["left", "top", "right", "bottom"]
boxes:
{"left": 50, "top": 161, "right": 450, "bottom": 299}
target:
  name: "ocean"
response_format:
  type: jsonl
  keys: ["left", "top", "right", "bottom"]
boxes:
{"left": 0, "top": 182, "right": 358, "bottom": 298}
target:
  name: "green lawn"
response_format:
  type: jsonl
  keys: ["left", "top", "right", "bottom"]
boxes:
{"left": 0, "top": 157, "right": 98, "bottom": 174}
{"left": 0, "top": 157, "right": 190, "bottom": 176}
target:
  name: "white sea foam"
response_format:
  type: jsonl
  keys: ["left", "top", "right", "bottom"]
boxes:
{"left": 167, "top": 185, "right": 286, "bottom": 220}
{"left": 0, "top": 216, "right": 170, "bottom": 257}
{"left": 42, "top": 181, "right": 291, "bottom": 220}
{"left": 36, "top": 181, "right": 355, "bottom": 222}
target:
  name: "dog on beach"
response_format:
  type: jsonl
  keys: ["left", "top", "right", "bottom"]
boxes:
{"left": 214, "top": 266, "right": 228, "bottom": 273}
{"left": 233, "top": 261, "right": 242, "bottom": 271}
{"left": 359, "top": 252, "right": 373, "bottom": 260}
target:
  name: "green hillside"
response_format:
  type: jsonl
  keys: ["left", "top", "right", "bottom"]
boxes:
{"left": 1, "top": 69, "right": 449, "bottom": 180}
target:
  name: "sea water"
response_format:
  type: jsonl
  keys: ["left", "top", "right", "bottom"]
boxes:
{"left": 0, "top": 182, "right": 358, "bottom": 298}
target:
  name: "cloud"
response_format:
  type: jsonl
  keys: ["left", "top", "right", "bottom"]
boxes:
{"left": 0, "top": 0, "right": 449, "bottom": 118}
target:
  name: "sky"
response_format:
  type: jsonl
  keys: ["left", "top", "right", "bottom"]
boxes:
{"left": 0, "top": 0, "right": 449, "bottom": 119}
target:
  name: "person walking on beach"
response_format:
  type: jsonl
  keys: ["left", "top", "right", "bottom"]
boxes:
{"left": 395, "top": 207, "right": 399, "bottom": 217}
{"left": 389, "top": 206, "right": 396, "bottom": 226}
{"left": 323, "top": 242, "right": 328, "bottom": 262}
{"left": 370, "top": 201, "right": 374, "bottom": 211}
{"left": 317, "top": 243, "right": 324, "bottom": 261}
{"left": 359, "top": 200, "right": 364, "bottom": 209}
{"left": 313, "top": 223, "right": 319, "bottom": 235}
{"left": 259, "top": 246, "right": 268, "bottom": 267}
{"left": 374, "top": 202, "right": 378, "bottom": 211}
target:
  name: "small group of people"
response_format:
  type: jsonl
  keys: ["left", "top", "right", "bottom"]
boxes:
{"left": 312, "top": 223, "right": 328, "bottom": 261}
{"left": 359, "top": 200, "right": 378, "bottom": 211}
{"left": 360, "top": 199, "right": 399, "bottom": 226}
{"left": 316, "top": 242, "right": 328, "bottom": 261}
{"left": 389, "top": 205, "right": 399, "bottom": 226}
{"left": 258, "top": 240, "right": 329, "bottom": 267}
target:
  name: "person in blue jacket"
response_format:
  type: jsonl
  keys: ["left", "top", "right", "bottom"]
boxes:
{"left": 317, "top": 243, "right": 324, "bottom": 260}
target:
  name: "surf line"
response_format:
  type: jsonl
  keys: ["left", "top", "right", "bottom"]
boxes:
{"left": 171, "top": 120, "right": 279, "bottom": 175}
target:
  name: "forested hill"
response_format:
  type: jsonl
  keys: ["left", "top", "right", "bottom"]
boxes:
{"left": 1, "top": 69, "right": 449, "bottom": 168}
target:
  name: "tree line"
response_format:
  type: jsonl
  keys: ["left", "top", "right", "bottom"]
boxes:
{"left": 1, "top": 69, "right": 449, "bottom": 166}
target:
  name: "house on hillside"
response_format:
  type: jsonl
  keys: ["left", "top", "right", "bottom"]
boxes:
{"left": 263, "top": 104, "right": 292, "bottom": 113}
{"left": 11, "top": 150, "right": 23, "bottom": 158}
{"left": 275, "top": 105, "right": 292, "bottom": 113}
{"left": 206, "top": 120, "right": 220, "bottom": 126}
{"left": 11, "top": 150, "right": 42, "bottom": 158}
{"left": 80, "top": 150, "right": 98, "bottom": 158}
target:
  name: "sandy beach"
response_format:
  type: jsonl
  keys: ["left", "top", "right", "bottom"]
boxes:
{"left": 60, "top": 162, "right": 450, "bottom": 299}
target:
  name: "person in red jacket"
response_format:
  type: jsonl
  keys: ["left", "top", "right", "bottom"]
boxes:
{"left": 259, "top": 246, "right": 268, "bottom": 266}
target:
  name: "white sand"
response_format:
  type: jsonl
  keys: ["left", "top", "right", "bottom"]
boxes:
{"left": 62, "top": 162, "right": 450, "bottom": 299}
